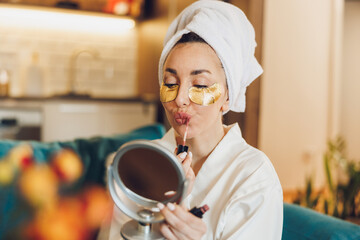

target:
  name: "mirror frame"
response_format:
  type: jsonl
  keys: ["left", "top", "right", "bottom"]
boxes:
{"left": 108, "top": 140, "right": 186, "bottom": 223}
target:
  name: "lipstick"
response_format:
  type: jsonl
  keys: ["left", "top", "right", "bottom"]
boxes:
{"left": 176, "top": 118, "right": 189, "bottom": 155}
{"left": 189, "top": 204, "right": 209, "bottom": 218}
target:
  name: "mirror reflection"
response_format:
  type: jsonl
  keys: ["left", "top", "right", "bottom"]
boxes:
{"left": 118, "top": 147, "right": 179, "bottom": 202}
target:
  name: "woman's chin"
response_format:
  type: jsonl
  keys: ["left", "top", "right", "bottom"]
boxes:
{"left": 174, "top": 125, "right": 184, "bottom": 133}
{"left": 173, "top": 125, "right": 186, "bottom": 136}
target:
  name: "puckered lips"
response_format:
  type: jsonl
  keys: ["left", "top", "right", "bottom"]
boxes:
{"left": 174, "top": 112, "right": 191, "bottom": 125}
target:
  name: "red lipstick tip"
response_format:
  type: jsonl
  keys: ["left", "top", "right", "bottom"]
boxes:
{"left": 202, "top": 204, "right": 209, "bottom": 212}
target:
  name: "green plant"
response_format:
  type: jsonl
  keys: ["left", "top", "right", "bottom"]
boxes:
{"left": 293, "top": 176, "right": 320, "bottom": 210}
{"left": 324, "top": 136, "right": 360, "bottom": 219}
{"left": 293, "top": 137, "right": 360, "bottom": 221}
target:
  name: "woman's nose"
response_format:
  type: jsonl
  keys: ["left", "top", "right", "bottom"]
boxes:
{"left": 175, "top": 85, "right": 190, "bottom": 107}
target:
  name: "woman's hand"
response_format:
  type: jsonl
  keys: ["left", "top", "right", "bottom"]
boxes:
{"left": 177, "top": 151, "right": 195, "bottom": 197}
{"left": 158, "top": 202, "right": 207, "bottom": 240}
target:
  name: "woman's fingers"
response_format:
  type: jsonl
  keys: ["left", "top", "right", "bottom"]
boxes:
{"left": 178, "top": 151, "right": 187, "bottom": 162}
{"left": 158, "top": 202, "right": 207, "bottom": 240}
{"left": 160, "top": 223, "right": 188, "bottom": 240}
{"left": 175, "top": 150, "right": 195, "bottom": 198}
{"left": 177, "top": 151, "right": 192, "bottom": 173}
{"left": 159, "top": 223, "right": 178, "bottom": 240}
{"left": 182, "top": 151, "right": 192, "bottom": 171}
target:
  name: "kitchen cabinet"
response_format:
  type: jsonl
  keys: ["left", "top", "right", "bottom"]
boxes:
{"left": 42, "top": 102, "right": 101, "bottom": 142}
{"left": 0, "top": 104, "right": 42, "bottom": 140}
{"left": 0, "top": 98, "right": 157, "bottom": 142}
{"left": 42, "top": 101, "right": 157, "bottom": 142}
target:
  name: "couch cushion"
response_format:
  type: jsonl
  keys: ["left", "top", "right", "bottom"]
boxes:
{"left": 282, "top": 203, "right": 360, "bottom": 240}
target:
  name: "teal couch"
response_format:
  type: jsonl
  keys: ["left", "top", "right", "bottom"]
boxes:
{"left": 283, "top": 203, "right": 360, "bottom": 239}
{"left": 1, "top": 123, "right": 360, "bottom": 240}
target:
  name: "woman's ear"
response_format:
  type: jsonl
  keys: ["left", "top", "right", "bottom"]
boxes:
{"left": 221, "top": 95, "right": 230, "bottom": 113}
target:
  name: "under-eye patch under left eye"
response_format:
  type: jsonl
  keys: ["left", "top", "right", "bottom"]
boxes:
{"left": 189, "top": 83, "right": 222, "bottom": 106}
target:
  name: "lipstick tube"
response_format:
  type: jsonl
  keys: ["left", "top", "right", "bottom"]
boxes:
{"left": 189, "top": 204, "right": 209, "bottom": 218}
{"left": 176, "top": 144, "right": 189, "bottom": 155}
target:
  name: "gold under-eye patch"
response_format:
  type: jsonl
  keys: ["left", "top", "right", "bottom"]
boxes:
{"left": 160, "top": 83, "right": 179, "bottom": 102}
{"left": 189, "top": 83, "right": 222, "bottom": 106}
{"left": 160, "top": 83, "right": 222, "bottom": 106}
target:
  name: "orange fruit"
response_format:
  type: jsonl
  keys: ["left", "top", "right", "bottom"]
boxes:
{"left": 52, "top": 149, "right": 83, "bottom": 183}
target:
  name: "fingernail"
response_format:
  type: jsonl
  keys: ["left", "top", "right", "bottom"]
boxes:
{"left": 157, "top": 202, "right": 165, "bottom": 210}
{"left": 167, "top": 202, "right": 176, "bottom": 211}
{"left": 188, "top": 151, "right": 193, "bottom": 158}
{"left": 179, "top": 152, "right": 187, "bottom": 159}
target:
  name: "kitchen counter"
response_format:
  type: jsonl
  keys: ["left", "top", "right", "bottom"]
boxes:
{"left": 0, "top": 95, "right": 160, "bottom": 142}
{"left": 0, "top": 95, "right": 158, "bottom": 103}
{"left": 0, "top": 95, "right": 159, "bottom": 111}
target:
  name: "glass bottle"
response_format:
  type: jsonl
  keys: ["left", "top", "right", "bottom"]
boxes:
{"left": 0, "top": 69, "right": 9, "bottom": 97}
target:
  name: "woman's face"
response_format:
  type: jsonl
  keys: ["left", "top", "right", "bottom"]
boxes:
{"left": 161, "top": 42, "right": 229, "bottom": 140}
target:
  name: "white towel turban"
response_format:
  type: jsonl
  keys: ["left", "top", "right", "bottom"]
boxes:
{"left": 158, "top": 0, "right": 263, "bottom": 113}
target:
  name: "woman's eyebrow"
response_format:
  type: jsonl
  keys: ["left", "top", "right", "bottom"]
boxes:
{"left": 165, "top": 68, "right": 177, "bottom": 75}
{"left": 191, "top": 69, "right": 211, "bottom": 75}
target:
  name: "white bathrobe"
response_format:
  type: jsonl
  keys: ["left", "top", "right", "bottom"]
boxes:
{"left": 106, "top": 123, "right": 283, "bottom": 240}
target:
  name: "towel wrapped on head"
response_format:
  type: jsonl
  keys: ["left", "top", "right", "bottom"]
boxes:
{"left": 158, "top": 0, "right": 262, "bottom": 113}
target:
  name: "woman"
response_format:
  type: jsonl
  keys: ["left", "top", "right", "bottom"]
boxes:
{"left": 107, "top": 1, "right": 283, "bottom": 239}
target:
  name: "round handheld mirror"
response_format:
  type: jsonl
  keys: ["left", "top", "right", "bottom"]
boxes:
{"left": 107, "top": 140, "right": 187, "bottom": 240}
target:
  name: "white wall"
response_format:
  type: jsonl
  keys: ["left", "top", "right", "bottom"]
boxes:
{"left": 259, "top": 0, "right": 334, "bottom": 190}
{"left": 340, "top": 1, "right": 360, "bottom": 160}
{"left": 260, "top": 0, "right": 360, "bottom": 191}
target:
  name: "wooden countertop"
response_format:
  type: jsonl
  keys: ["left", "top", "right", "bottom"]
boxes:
{"left": 0, "top": 95, "right": 157, "bottom": 102}
{"left": 0, "top": 95, "right": 159, "bottom": 110}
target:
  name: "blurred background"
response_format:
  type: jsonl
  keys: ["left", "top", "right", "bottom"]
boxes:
{"left": 0, "top": 0, "right": 359, "bottom": 195}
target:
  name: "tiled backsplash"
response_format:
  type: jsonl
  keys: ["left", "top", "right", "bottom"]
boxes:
{"left": 0, "top": 0, "right": 111, "bottom": 12}
{"left": 0, "top": 6, "right": 138, "bottom": 98}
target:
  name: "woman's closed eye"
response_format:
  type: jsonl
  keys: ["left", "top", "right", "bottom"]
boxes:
{"left": 193, "top": 85, "right": 208, "bottom": 89}
{"left": 164, "top": 83, "right": 178, "bottom": 88}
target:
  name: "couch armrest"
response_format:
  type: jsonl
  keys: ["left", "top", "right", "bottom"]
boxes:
{"left": 282, "top": 203, "right": 360, "bottom": 240}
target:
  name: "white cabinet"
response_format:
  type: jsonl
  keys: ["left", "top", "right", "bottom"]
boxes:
{"left": 42, "top": 101, "right": 156, "bottom": 142}
{"left": 0, "top": 107, "right": 42, "bottom": 126}
{"left": 0, "top": 101, "right": 42, "bottom": 140}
